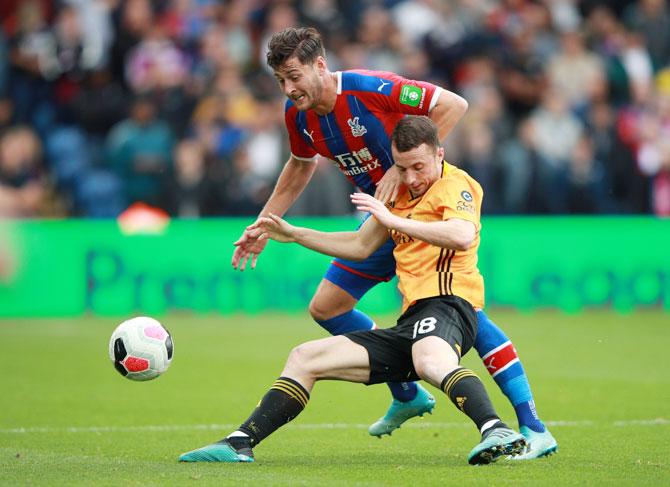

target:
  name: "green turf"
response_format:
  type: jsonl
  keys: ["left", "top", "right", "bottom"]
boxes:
{"left": 1, "top": 310, "right": 668, "bottom": 486}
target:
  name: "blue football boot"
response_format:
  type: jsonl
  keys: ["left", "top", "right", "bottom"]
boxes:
{"left": 468, "top": 425, "right": 526, "bottom": 465}
{"left": 368, "top": 383, "right": 436, "bottom": 437}
{"left": 509, "top": 426, "right": 558, "bottom": 460}
{"left": 179, "top": 439, "right": 254, "bottom": 463}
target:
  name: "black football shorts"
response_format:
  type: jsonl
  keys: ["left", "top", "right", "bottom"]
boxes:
{"left": 345, "top": 295, "right": 477, "bottom": 384}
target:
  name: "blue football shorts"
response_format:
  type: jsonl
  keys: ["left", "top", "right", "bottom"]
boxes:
{"left": 323, "top": 214, "right": 397, "bottom": 300}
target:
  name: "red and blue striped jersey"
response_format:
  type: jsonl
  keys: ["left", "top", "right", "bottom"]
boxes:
{"left": 284, "top": 70, "right": 442, "bottom": 195}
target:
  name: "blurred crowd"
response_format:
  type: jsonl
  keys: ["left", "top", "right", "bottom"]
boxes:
{"left": 0, "top": 0, "right": 669, "bottom": 218}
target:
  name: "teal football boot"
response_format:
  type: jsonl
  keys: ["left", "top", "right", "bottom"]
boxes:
{"left": 509, "top": 426, "right": 558, "bottom": 460}
{"left": 179, "top": 439, "right": 254, "bottom": 463}
{"left": 368, "top": 383, "right": 436, "bottom": 437}
{"left": 468, "top": 425, "right": 526, "bottom": 465}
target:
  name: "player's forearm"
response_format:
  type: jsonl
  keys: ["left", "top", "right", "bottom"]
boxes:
{"left": 430, "top": 90, "right": 468, "bottom": 141}
{"left": 259, "top": 158, "right": 317, "bottom": 218}
{"left": 292, "top": 228, "right": 371, "bottom": 261}
{"left": 389, "top": 218, "right": 473, "bottom": 251}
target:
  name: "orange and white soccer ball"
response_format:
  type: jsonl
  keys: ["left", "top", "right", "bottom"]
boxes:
{"left": 109, "top": 317, "right": 174, "bottom": 381}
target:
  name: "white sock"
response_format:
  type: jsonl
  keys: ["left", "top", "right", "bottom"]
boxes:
{"left": 480, "top": 419, "right": 500, "bottom": 434}
{"left": 227, "top": 430, "right": 249, "bottom": 438}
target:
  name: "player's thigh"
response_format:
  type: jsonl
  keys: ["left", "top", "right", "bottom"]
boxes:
{"left": 345, "top": 328, "right": 416, "bottom": 384}
{"left": 283, "top": 336, "right": 371, "bottom": 383}
{"left": 403, "top": 296, "right": 477, "bottom": 386}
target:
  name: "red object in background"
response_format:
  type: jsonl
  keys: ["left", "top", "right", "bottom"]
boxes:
{"left": 117, "top": 202, "right": 171, "bottom": 235}
{"left": 616, "top": 107, "right": 642, "bottom": 151}
{"left": 653, "top": 171, "right": 670, "bottom": 217}
{"left": 54, "top": 77, "right": 81, "bottom": 105}
{"left": 0, "top": 0, "right": 54, "bottom": 36}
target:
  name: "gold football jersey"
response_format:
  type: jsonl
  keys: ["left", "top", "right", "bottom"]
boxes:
{"left": 390, "top": 161, "right": 485, "bottom": 311}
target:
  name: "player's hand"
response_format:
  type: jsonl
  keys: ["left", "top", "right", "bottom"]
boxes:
{"left": 253, "top": 214, "right": 297, "bottom": 243}
{"left": 232, "top": 222, "right": 269, "bottom": 271}
{"left": 351, "top": 192, "right": 398, "bottom": 229}
{"left": 374, "top": 164, "right": 402, "bottom": 204}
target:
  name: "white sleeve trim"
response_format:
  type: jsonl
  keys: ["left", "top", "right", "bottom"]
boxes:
{"left": 428, "top": 87, "right": 443, "bottom": 112}
{"left": 291, "top": 152, "right": 318, "bottom": 162}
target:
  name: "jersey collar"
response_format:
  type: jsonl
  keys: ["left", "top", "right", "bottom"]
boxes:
{"left": 441, "top": 160, "right": 449, "bottom": 177}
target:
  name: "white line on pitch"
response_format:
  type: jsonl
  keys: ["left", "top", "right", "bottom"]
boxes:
{"left": 0, "top": 418, "right": 667, "bottom": 435}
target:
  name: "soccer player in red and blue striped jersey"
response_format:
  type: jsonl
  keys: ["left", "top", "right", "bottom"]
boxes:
{"left": 232, "top": 27, "right": 556, "bottom": 459}
{"left": 284, "top": 69, "right": 440, "bottom": 195}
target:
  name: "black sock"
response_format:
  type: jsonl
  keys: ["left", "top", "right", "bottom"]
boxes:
{"left": 441, "top": 368, "right": 499, "bottom": 432}
{"left": 237, "top": 377, "right": 310, "bottom": 447}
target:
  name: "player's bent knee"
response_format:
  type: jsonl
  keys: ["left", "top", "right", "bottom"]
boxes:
{"left": 308, "top": 298, "right": 331, "bottom": 322}
{"left": 413, "top": 352, "right": 459, "bottom": 385}
{"left": 308, "top": 295, "right": 351, "bottom": 322}
{"left": 284, "top": 342, "right": 321, "bottom": 377}
{"left": 413, "top": 356, "right": 442, "bottom": 383}
{"left": 308, "top": 280, "right": 358, "bottom": 322}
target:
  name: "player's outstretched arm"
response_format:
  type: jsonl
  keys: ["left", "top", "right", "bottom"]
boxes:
{"left": 253, "top": 213, "right": 388, "bottom": 261}
{"left": 232, "top": 155, "right": 318, "bottom": 271}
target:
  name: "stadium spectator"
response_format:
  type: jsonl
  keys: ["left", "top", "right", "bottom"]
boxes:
{"left": 0, "top": 126, "right": 46, "bottom": 217}
{"left": 297, "top": 0, "right": 346, "bottom": 47}
{"left": 567, "top": 133, "right": 613, "bottom": 213}
{"left": 124, "top": 24, "right": 187, "bottom": 92}
{"left": 70, "top": 68, "right": 128, "bottom": 139}
{"left": 546, "top": 30, "right": 606, "bottom": 113}
{"left": 7, "top": 0, "right": 58, "bottom": 133}
{"left": 636, "top": 87, "right": 670, "bottom": 215}
{"left": 257, "top": 2, "right": 299, "bottom": 74}
{"left": 498, "top": 117, "right": 536, "bottom": 213}
{"left": 106, "top": 94, "right": 174, "bottom": 207}
{"left": 109, "top": 0, "right": 153, "bottom": 88}
{"left": 158, "top": 0, "right": 212, "bottom": 47}
{"left": 64, "top": 0, "right": 115, "bottom": 72}
{"left": 51, "top": 4, "right": 87, "bottom": 104}
{"left": 528, "top": 88, "right": 584, "bottom": 213}
{"left": 161, "top": 138, "right": 215, "bottom": 217}
{"left": 243, "top": 99, "right": 284, "bottom": 184}
{"left": 0, "top": 0, "right": 665, "bottom": 218}
{"left": 191, "top": 25, "right": 234, "bottom": 97}
{"left": 495, "top": 23, "right": 548, "bottom": 120}
{"left": 459, "top": 114, "right": 501, "bottom": 213}
{"left": 354, "top": 5, "right": 404, "bottom": 73}
{"left": 623, "top": 0, "right": 670, "bottom": 69}
{"left": 218, "top": 0, "right": 253, "bottom": 69}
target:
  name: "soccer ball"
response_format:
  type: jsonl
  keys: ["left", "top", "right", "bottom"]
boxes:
{"left": 109, "top": 317, "right": 173, "bottom": 381}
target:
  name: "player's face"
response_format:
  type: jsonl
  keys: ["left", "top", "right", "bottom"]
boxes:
{"left": 273, "top": 56, "right": 326, "bottom": 111}
{"left": 392, "top": 143, "right": 444, "bottom": 198}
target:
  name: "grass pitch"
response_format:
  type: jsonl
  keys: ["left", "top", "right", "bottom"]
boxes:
{"left": 1, "top": 310, "right": 668, "bottom": 486}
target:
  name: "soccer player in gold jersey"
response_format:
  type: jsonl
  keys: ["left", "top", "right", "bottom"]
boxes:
{"left": 179, "top": 116, "right": 527, "bottom": 465}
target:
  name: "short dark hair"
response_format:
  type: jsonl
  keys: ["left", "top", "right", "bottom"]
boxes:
{"left": 266, "top": 27, "right": 325, "bottom": 70}
{"left": 391, "top": 116, "right": 440, "bottom": 153}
